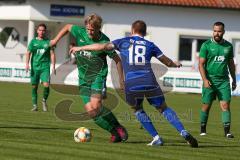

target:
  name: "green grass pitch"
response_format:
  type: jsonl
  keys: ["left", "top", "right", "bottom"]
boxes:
{"left": 0, "top": 82, "right": 240, "bottom": 160}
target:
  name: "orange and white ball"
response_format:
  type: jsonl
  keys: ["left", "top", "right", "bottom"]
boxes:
{"left": 74, "top": 127, "right": 92, "bottom": 142}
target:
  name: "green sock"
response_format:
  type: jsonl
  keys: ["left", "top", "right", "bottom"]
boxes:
{"left": 200, "top": 110, "right": 209, "bottom": 125}
{"left": 101, "top": 106, "right": 120, "bottom": 127}
{"left": 32, "top": 87, "right": 38, "bottom": 106}
{"left": 94, "top": 116, "right": 114, "bottom": 132}
{"left": 93, "top": 106, "right": 120, "bottom": 133}
{"left": 222, "top": 110, "right": 231, "bottom": 135}
{"left": 222, "top": 110, "right": 231, "bottom": 124}
{"left": 43, "top": 87, "right": 50, "bottom": 101}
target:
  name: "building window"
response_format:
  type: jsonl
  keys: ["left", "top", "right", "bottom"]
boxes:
{"left": 179, "top": 36, "right": 209, "bottom": 66}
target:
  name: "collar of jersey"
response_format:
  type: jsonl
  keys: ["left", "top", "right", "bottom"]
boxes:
{"left": 35, "top": 37, "right": 46, "bottom": 41}
{"left": 131, "top": 34, "right": 144, "bottom": 38}
{"left": 211, "top": 38, "right": 225, "bottom": 44}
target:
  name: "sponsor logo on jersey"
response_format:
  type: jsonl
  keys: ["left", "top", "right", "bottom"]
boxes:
{"left": 37, "top": 49, "right": 46, "bottom": 55}
{"left": 214, "top": 55, "right": 225, "bottom": 63}
{"left": 79, "top": 50, "right": 92, "bottom": 58}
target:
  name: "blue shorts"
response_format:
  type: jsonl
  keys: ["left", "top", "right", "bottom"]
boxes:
{"left": 125, "top": 83, "right": 165, "bottom": 108}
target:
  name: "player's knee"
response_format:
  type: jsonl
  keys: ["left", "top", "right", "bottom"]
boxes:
{"left": 90, "top": 94, "right": 102, "bottom": 107}
{"left": 90, "top": 100, "right": 102, "bottom": 113}
{"left": 220, "top": 102, "right": 229, "bottom": 111}
{"left": 43, "top": 82, "right": 49, "bottom": 87}
{"left": 84, "top": 103, "right": 100, "bottom": 118}
{"left": 91, "top": 102, "right": 101, "bottom": 110}
{"left": 202, "top": 103, "right": 211, "bottom": 112}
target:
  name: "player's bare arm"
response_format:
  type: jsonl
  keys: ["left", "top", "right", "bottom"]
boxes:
{"left": 69, "top": 42, "right": 114, "bottom": 54}
{"left": 158, "top": 55, "right": 182, "bottom": 68}
{"left": 112, "top": 54, "right": 125, "bottom": 90}
{"left": 199, "top": 57, "right": 211, "bottom": 88}
{"left": 228, "top": 58, "right": 236, "bottom": 91}
{"left": 50, "top": 50, "right": 56, "bottom": 75}
{"left": 25, "top": 50, "right": 31, "bottom": 73}
{"left": 51, "top": 24, "right": 73, "bottom": 46}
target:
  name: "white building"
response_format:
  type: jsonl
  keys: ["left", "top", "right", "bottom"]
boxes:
{"left": 0, "top": 0, "right": 240, "bottom": 94}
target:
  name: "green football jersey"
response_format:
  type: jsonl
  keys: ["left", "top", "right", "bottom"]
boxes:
{"left": 70, "top": 25, "right": 117, "bottom": 81}
{"left": 199, "top": 39, "right": 233, "bottom": 80}
{"left": 28, "top": 38, "right": 52, "bottom": 70}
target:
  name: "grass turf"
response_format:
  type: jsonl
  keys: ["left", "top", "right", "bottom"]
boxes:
{"left": 0, "top": 81, "right": 240, "bottom": 160}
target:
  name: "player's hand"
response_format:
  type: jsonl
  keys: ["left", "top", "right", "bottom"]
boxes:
{"left": 25, "top": 64, "right": 30, "bottom": 73}
{"left": 232, "top": 81, "right": 237, "bottom": 91}
{"left": 174, "top": 61, "right": 182, "bottom": 68}
{"left": 50, "top": 39, "right": 57, "bottom": 47}
{"left": 203, "top": 79, "right": 211, "bottom": 88}
{"left": 69, "top": 47, "right": 82, "bottom": 55}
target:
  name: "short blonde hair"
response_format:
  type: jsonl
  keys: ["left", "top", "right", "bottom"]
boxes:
{"left": 84, "top": 13, "right": 102, "bottom": 29}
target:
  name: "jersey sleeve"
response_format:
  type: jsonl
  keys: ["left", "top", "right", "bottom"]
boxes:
{"left": 152, "top": 43, "right": 163, "bottom": 58}
{"left": 199, "top": 43, "right": 208, "bottom": 59}
{"left": 112, "top": 38, "right": 123, "bottom": 51}
{"left": 70, "top": 25, "right": 84, "bottom": 38}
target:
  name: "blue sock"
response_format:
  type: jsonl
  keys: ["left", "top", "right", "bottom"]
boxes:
{"left": 135, "top": 109, "right": 158, "bottom": 137}
{"left": 162, "top": 107, "right": 185, "bottom": 133}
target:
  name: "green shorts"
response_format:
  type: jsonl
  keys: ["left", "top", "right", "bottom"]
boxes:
{"left": 79, "top": 77, "right": 106, "bottom": 104}
{"left": 202, "top": 79, "right": 231, "bottom": 104}
{"left": 31, "top": 68, "right": 50, "bottom": 85}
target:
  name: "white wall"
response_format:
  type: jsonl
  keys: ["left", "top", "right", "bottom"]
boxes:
{"left": 1, "top": 0, "right": 240, "bottom": 66}
{"left": 0, "top": 5, "right": 30, "bottom": 20}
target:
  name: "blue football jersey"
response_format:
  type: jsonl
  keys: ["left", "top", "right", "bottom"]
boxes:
{"left": 112, "top": 36, "right": 163, "bottom": 85}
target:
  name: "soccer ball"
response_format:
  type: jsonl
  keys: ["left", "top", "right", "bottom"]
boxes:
{"left": 74, "top": 127, "right": 92, "bottom": 142}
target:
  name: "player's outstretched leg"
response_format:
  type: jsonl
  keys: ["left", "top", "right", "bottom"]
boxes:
{"left": 82, "top": 86, "right": 127, "bottom": 143}
{"left": 135, "top": 109, "right": 163, "bottom": 146}
{"left": 181, "top": 130, "right": 198, "bottom": 148}
{"left": 158, "top": 103, "right": 198, "bottom": 148}
{"left": 91, "top": 107, "right": 121, "bottom": 142}
{"left": 100, "top": 106, "right": 128, "bottom": 142}
{"left": 88, "top": 105, "right": 127, "bottom": 143}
